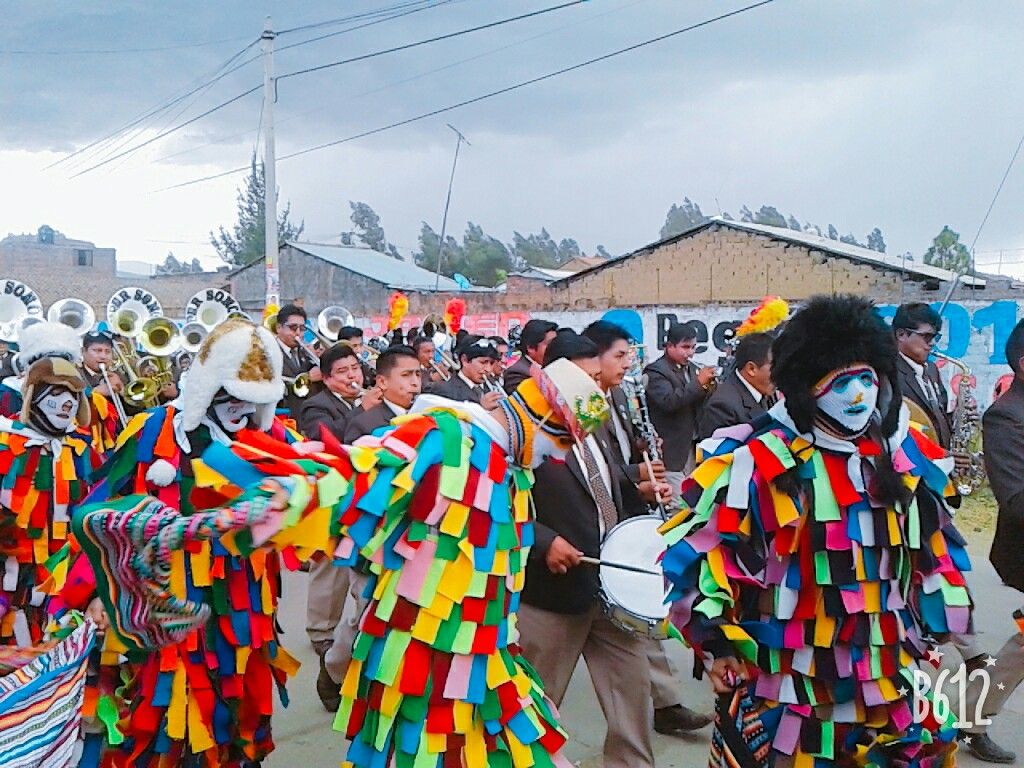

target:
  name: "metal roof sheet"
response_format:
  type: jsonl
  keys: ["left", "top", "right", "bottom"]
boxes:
{"left": 286, "top": 241, "right": 469, "bottom": 291}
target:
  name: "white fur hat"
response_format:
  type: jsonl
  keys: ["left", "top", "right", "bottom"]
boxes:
{"left": 181, "top": 318, "right": 284, "bottom": 432}
{"left": 16, "top": 321, "right": 82, "bottom": 373}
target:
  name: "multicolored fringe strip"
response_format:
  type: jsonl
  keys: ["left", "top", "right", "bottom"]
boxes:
{"left": 0, "top": 616, "right": 96, "bottom": 768}
{"left": 661, "top": 414, "right": 968, "bottom": 768}
{"left": 75, "top": 404, "right": 571, "bottom": 768}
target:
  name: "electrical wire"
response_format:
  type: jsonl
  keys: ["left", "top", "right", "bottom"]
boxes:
{"left": 0, "top": 34, "right": 253, "bottom": 55}
{"left": 69, "top": 0, "right": 582, "bottom": 178}
{"left": 277, "top": 0, "right": 587, "bottom": 81}
{"left": 46, "top": 40, "right": 260, "bottom": 170}
{"left": 151, "top": 0, "right": 651, "bottom": 166}
{"left": 157, "top": 0, "right": 775, "bottom": 192}
{"left": 969, "top": 127, "right": 1024, "bottom": 253}
{"left": 277, "top": 0, "right": 441, "bottom": 35}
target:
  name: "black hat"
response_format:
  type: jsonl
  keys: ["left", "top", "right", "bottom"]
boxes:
{"left": 771, "top": 294, "right": 901, "bottom": 437}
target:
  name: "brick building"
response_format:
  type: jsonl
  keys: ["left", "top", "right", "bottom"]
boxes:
{"left": 0, "top": 226, "right": 226, "bottom": 319}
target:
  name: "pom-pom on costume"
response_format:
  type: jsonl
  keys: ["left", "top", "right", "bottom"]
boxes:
{"left": 388, "top": 291, "right": 409, "bottom": 331}
{"left": 75, "top": 358, "right": 609, "bottom": 768}
{"left": 660, "top": 296, "right": 972, "bottom": 768}
{"left": 735, "top": 296, "right": 790, "bottom": 338}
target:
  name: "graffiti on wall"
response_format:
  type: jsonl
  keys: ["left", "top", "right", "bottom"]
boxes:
{"left": 361, "top": 300, "right": 1020, "bottom": 407}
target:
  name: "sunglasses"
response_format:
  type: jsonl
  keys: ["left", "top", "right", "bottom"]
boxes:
{"left": 907, "top": 329, "right": 942, "bottom": 344}
{"left": 282, "top": 322, "right": 305, "bottom": 332}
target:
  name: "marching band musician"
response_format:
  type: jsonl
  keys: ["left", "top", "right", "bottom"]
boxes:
{"left": 518, "top": 331, "right": 669, "bottom": 768}
{"left": 336, "top": 324, "right": 376, "bottom": 384}
{"left": 411, "top": 334, "right": 442, "bottom": 392}
{"left": 429, "top": 334, "right": 503, "bottom": 410}
{"left": 696, "top": 331, "right": 774, "bottom": 440}
{"left": 342, "top": 345, "right": 421, "bottom": 443}
{"left": 581, "top": 320, "right": 712, "bottom": 736}
{"left": 503, "top": 319, "right": 558, "bottom": 393}
{"left": 275, "top": 303, "right": 322, "bottom": 416}
{"left": 644, "top": 321, "right": 715, "bottom": 501}
{"left": 0, "top": 339, "right": 16, "bottom": 380}
{"left": 80, "top": 330, "right": 123, "bottom": 399}
{"left": 488, "top": 334, "right": 510, "bottom": 379}
{"left": 299, "top": 341, "right": 384, "bottom": 711}
{"left": 893, "top": 303, "right": 954, "bottom": 450}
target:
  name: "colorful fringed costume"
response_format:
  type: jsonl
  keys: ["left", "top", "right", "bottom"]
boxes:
{"left": 78, "top": 404, "right": 300, "bottom": 767}
{"left": 76, "top": 360, "right": 609, "bottom": 768}
{"left": 661, "top": 294, "right": 976, "bottom": 768}
{"left": 0, "top": 417, "right": 99, "bottom": 646}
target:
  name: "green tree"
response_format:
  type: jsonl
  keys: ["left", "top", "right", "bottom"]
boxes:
{"left": 827, "top": 224, "right": 839, "bottom": 240}
{"left": 156, "top": 252, "right": 203, "bottom": 275}
{"left": 867, "top": 228, "right": 886, "bottom": 253}
{"left": 348, "top": 201, "right": 386, "bottom": 253}
{"left": 660, "top": 197, "right": 709, "bottom": 239}
{"left": 923, "top": 226, "right": 971, "bottom": 272}
{"left": 595, "top": 244, "right": 614, "bottom": 259}
{"left": 413, "top": 222, "right": 464, "bottom": 276}
{"left": 210, "top": 154, "right": 304, "bottom": 267}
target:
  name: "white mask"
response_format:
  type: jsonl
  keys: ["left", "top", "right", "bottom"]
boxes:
{"left": 814, "top": 365, "right": 879, "bottom": 434}
{"left": 38, "top": 389, "right": 77, "bottom": 432}
{"left": 213, "top": 398, "right": 257, "bottom": 433}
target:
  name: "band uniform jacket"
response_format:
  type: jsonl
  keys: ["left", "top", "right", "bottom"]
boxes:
{"left": 697, "top": 372, "right": 767, "bottom": 441}
{"left": 0, "top": 352, "right": 16, "bottom": 381}
{"left": 643, "top": 356, "right": 708, "bottom": 472}
{"left": 429, "top": 375, "right": 483, "bottom": 405}
{"left": 983, "top": 377, "right": 1024, "bottom": 592}
{"left": 343, "top": 402, "right": 395, "bottom": 444}
{"left": 298, "top": 389, "right": 359, "bottom": 442}
{"left": 279, "top": 343, "right": 317, "bottom": 416}
{"left": 502, "top": 356, "right": 533, "bottom": 395}
{"left": 896, "top": 355, "right": 952, "bottom": 450}
{"left": 523, "top": 425, "right": 647, "bottom": 615}
{"left": 608, "top": 386, "right": 644, "bottom": 484}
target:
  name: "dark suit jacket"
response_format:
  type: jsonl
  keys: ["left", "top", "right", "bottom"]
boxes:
{"left": 643, "top": 355, "right": 709, "bottom": 471}
{"left": 343, "top": 403, "right": 394, "bottom": 443}
{"left": 608, "top": 386, "right": 644, "bottom": 484}
{"left": 523, "top": 425, "right": 647, "bottom": 615}
{"left": 279, "top": 342, "right": 317, "bottom": 416}
{"left": 984, "top": 378, "right": 1024, "bottom": 592}
{"left": 430, "top": 374, "right": 483, "bottom": 404}
{"left": 502, "top": 356, "right": 533, "bottom": 394}
{"left": 897, "top": 355, "right": 952, "bottom": 450}
{"left": 298, "top": 389, "right": 358, "bottom": 442}
{"left": 697, "top": 372, "right": 767, "bottom": 440}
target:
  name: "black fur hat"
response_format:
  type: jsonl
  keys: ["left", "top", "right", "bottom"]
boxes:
{"left": 771, "top": 294, "right": 902, "bottom": 437}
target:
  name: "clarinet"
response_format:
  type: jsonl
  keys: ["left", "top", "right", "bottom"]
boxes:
{"left": 632, "top": 374, "right": 661, "bottom": 463}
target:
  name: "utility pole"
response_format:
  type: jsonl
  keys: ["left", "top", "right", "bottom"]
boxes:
{"left": 434, "top": 124, "right": 470, "bottom": 290}
{"left": 261, "top": 17, "right": 280, "bottom": 312}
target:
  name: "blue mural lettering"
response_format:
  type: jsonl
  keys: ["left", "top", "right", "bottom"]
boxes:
{"left": 971, "top": 301, "right": 1017, "bottom": 364}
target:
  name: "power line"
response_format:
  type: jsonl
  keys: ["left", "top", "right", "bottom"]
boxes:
{"left": 150, "top": 0, "right": 651, "bottom": 167}
{"left": 276, "top": 0, "right": 462, "bottom": 52}
{"left": 46, "top": 40, "right": 260, "bottom": 170}
{"left": 278, "top": 0, "right": 587, "bottom": 82}
{"left": 70, "top": 85, "right": 262, "bottom": 178}
{"left": 158, "top": 0, "right": 775, "bottom": 193}
{"left": 969, "top": 127, "right": 1024, "bottom": 253}
{"left": 70, "top": 1, "right": 583, "bottom": 178}
{"left": 277, "top": 0, "right": 441, "bottom": 35}
{"left": 0, "top": 34, "right": 253, "bottom": 55}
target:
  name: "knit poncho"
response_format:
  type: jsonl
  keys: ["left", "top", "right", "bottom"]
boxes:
{"left": 660, "top": 404, "right": 970, "bottom": 768}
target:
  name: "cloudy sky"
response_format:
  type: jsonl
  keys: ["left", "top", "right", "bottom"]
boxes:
{"left": 3, "top": 0, "right": 1024, "bottom": 276}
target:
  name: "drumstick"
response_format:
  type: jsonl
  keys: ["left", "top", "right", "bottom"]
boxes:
{"left": 579, "top": 556, "right": 660, "bottom": 576}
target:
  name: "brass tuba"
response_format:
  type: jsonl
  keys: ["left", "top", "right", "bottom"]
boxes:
{"left": 932, "top": 351, "right": 985, "bottom": 496}
{"left": 107, "top": 286, "right": 162, "bottom": 339}
{"left": 0, "top": 279, "right": 44, "bottom": 341}
{"left": 184, "top": 288, "right": 241, "bottom": 331}
{"left": 317, "top": 305, "right": 355, "bottom": 343}
{"left": 47, "top": 298, "right": 96, "bottom": 336}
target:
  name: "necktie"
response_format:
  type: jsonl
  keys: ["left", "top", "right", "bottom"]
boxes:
{"left": 580, "top": 438, "right": 618, "bottom": 537}
{"left": 682, "top": 365, "right": 691, "bottom": 385}
{"left": 292, "top": 348, "right": 303, "bottom": 369}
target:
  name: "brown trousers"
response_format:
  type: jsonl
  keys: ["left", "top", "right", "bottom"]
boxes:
{"left": 305, "top": 556, "right": 351, "bottom": 644}
{"left": 518, "top": 601, "right": 655, "bottom": 768}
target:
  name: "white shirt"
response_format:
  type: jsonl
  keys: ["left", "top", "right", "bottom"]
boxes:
{"left": 384, "top": 398, "right": 407, "bottom": 417}
{"left": 458, "top": 371, "right": 480, "bottom": 392}
{"left": 736, "top": 370, "right": 764, "bottom": 404}
{"left": 899, "top": 352, "right": 941, "bottom": 408}
{"left": 572, "top": 434, "right": 614, "bottom": 537}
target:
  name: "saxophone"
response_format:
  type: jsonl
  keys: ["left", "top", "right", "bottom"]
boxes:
{"left": 932, "top": 351, "right": 985, "bottom": 495}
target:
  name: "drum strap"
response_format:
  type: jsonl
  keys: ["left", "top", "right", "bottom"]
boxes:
{"left": 580, "top": 438, "right": 618, "bottom": 535}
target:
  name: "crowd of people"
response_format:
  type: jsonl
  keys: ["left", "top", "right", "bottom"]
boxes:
{"left": 2, "top": 293, "right": 1024, "bottom": 767}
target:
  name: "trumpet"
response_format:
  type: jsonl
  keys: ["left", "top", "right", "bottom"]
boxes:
{"left": 125, "top": 318, "right": 181, "bottom": 409}
{"left": 482, "top": 372, "right": 504, "bottom": 396}
{"left": 427, "top": 359, "right": 451, "bottom": 382}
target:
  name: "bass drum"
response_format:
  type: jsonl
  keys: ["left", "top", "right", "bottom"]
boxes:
{"left": 598, "top": 515, "right": 670, "bottom": 639}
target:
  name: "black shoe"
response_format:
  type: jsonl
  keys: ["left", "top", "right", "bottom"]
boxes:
{"left": 961, "top": 733, "right": 1016, "bottom": 764}
{"left": 653, "top": 704, "right": 712, "bottom": 735}
{"left": 316, "top": 656, "right": 341, "bottom": 713}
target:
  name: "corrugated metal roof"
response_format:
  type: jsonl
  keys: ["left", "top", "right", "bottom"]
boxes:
{"left": 555, "top": 219, "right": 986, "bottom": 287}
{"left": 286, "top": 241, "right": 470, "bottom": 291}
{"left": 715, "top": 219, "right": 985, "bottom": 287}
